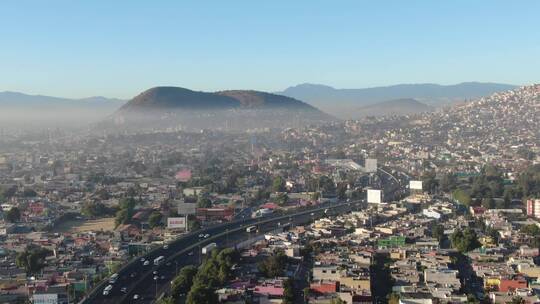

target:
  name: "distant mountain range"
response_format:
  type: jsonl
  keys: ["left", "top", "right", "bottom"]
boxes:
{"left": 0, "top": 91, "right": 125, "bottom": 109}
{"left": 112, "top": 86, "right": 333, "bottom": 131}
{"left": 356, "top": 98, "right": 434, "bottom": 118}
{"left": 277, "top": 82, "right": 516, "bottom": 118}
{"left": 0, "top": 91, "right": 125, "bottom": 129}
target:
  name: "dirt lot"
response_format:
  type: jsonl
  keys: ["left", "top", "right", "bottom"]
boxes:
{"left": 52, "top": 217, "right": 116, "bottom": 233}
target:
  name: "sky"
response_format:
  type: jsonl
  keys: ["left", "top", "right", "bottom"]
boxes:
{"left": 1, "top": 0, "right": 539, "bottom": 99}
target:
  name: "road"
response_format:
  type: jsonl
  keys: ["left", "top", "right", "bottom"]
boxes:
{"left": 81, "top": 201, "right": 353, "bottom": 304}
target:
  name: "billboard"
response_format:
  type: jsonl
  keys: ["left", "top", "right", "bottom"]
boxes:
{"left": 409, "top": 180, "right": 423, "bottom": 190}
{"left": 365, "top": 159, "right": 377, "bottom": 173}
{"left": 32, "top": 294, "right": 58, "bottom": 304}
{"left": 367, "top": 189, "right": 382, "bottom": 204}
{"left": 177, "top": 202, "right": 197, "bottom": 215}
{"left": 175, "top": 169, "right": 192, "bottom": 182}
{"left": 167, "top": 217, "right": 186, "bottom": 229}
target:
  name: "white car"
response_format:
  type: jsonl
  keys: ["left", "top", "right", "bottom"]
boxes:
{"left": 133, "top": 294, "right": 140, "bottom": 300}
{"left": 198, "top": 234, "right": 204, "bottom": 238}
{"left": 163, "top": 244, "right": 169, "bottom": 250}
{"left": 143, "top": 260, "right": 150, "bottom": 266}
{"left": 204, "top": 234, "right": 210, "bottom": 238}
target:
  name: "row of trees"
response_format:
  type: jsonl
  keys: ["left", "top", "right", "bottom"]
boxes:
{"left": 162, "top": 248, "right": 240, "bottom": 304}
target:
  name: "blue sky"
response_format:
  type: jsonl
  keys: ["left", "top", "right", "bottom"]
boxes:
{"left": 1, "top": 0, "right": 539, "bottom": 98}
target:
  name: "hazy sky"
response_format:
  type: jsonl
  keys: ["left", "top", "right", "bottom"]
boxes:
{"left": 1, "top": 0, "right": 539, "bottom": 99}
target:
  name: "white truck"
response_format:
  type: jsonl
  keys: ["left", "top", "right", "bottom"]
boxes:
{"left": 153, "top": 256, "right": 165, "bottom": 266}
{"left": 201, "top": 243, "right": 217, "bottom": 255}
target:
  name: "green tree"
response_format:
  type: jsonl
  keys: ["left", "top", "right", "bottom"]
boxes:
{"left": 431, "top": 224, "right": 445, "bottom": 242}
{"left": 452, "top": 188, "right": 472, "bottom": 206}
{"left": 422, "top": 170, "right": 439, "bottom": 194}
{"left": 276, "top": 193, "right": 289, "bottom": 206}
{"left": 272, "top": 176, "right": 286, "bottom": 192}
{"left": 5, "top": 207, "right": 21, "bottom": 223}
{"left": 440, "top": 173, "right": 458, "bottom": 192}
{"left": 520, "top": 224, "right": 540, "bottom": 236}
{"left": 148, "top": 211, "right": 163, "bottom": 228}
{"left": 450, "top": 228, "right": 481, "bottom": 253}
{"left": 283, "top": 278, "right": 295, "bottom": 304}
{"left": 186, "top": 283, "right": 218, "bottom": 304}
{"left": 16, "top": 246, "right": 51, "bottom": 274}
{"left": 336, "top": 183, "right": 348, "bottom": 200}
{"left": 319, "top": 176, "right": 336, "bottom": 194}
{"left": 197, "top": 197, "right": 212, "bottom": 208}
{"left": 171, "top": 265, "right": 198, "bottom": 299}
{"left": 258, "top": 251, "right": 288, "bottom": 278}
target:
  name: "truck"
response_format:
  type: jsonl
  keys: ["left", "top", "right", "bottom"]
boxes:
{"left": 153, "top": 256, "right": 165, "bottom": 266}
{"left": 202, "top": 243, "right": 217, "bottom": 255}
{"left": 108, "top": 273, "right": 119, "bottom": 284}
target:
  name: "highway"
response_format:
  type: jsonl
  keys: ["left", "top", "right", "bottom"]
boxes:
{"left": 81, "top": 201, "right": 354, "bottom": 304}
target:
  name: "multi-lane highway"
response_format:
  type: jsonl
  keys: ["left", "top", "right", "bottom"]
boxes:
{"left": 81, "top": 201, "right": 354, "bottom": 304}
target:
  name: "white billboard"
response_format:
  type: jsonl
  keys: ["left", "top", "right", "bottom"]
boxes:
{"left": 177, "top": 202, "right": 197, "bottom": 215}
{"left": 409, "top": 180, "right": 423, "bottom": 190}
{"left": 33, "top": 294, "right": 58, "bottom": 304}
{"left": 367, "top": 189, "right": 382, "bottom": 204}
{"left": 365, "top": 159, "right": 377, "bottom": 173}
{"left": 167, "top": 217, "right": 186, "bottom": 229}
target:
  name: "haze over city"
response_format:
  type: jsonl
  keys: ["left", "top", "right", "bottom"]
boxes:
{"left": 0, "top": 2, "right": 539, "bottom": 304}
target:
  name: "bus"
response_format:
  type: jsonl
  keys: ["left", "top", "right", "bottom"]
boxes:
{"left": 246, "top": 225, "right": 257, "bottom": 233}
{"left": 154, "top": 256, "right": 165, "bottom": 266}
{"left": 108, "top": 273, "right": 119, "bottom": 284}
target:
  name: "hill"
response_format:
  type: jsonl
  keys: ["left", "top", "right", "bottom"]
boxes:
{"left": 354, "top": 98, "right": 434, "bottom": 118}
{"left": 277, "top": 82, "right": 516, "bottom": 118}
{"left": 112, "top": 87, "right": 333, "bottom": 131}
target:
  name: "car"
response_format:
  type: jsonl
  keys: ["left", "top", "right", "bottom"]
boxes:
{"left": 143, "top": 260, "right": 150, "bottom": 266}
{"left": 133, "top": 294, "right": 140, "bottom": 300}
{"left": 188, "top": 251, "right": 194, "bottom": 256}
{"left": 153, "top": 270, "right": 158, "bottom": 275}
{"left": 163, "top": 244, "right": 169, "bottom": 250}
{"left": 204, "top": 234, "right": 210, "bottom": 238}
{"left": 140, "top": 257, "right": 145, "bottom": 262}
{"left": 166, "top": 262, "right": 171, "bottom": 266}
{"left": 160, "top": 275, "right": 165, "bottom": 280}
{"left": 198, "top": 234, "right": 204, "bottom": 238}
{"left": 120, "top": 287, "right": 127, "bottom": 293}
{"left": 130, "top": 272, "right": 137, "bottom": 278}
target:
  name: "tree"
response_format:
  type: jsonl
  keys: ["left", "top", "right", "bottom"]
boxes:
{"left": 440, "top": 173, "right": 458, "bottom": 192}
{"left": 148, "top": 211, "right": 163, "bottom": 228}
{"left": 520, "top": 224, "right": 540, "bottom": 236}
{"left": 481, "top": 196, "right": 495, "bottom": 209}
{"left": 258, "top": 251, "right": 288, "bottom": 278}
{"left": 197, "top": 197, "right": 212, "bottom": 208}
{"left": 276, "top": 193, "right": 289, "bottom": 206}
{"left": 336, "top": 183, "right": 348, "bottom": 200}
{"left": 171, "top": 265, "right": 198, "bottom": 299}
{"left": 186, "top": 283, "right": 218, "bottom": 304}
{"left": 431, "top": 224, "right": 445, "bottom": 242}
{"left": 452, "top": 188, "right": 472, "bottom": 206}
{"left": 450, "top": 228, "right": 481, "bottom": 253}
{"left": 16, "top": 246, "right": 51, "bottom": 274}
{"left": 272, "top": 176, "right": 286, "bottom": 192}
{"left": 81, "top": 201, "right": 110, "bottom": 218}
{"left": 5, "top": 207, "right": 21, "bottom": 223}
{"left": 115, "top": 197, "right": 137, "bottom": 227}
{"left": 319, "top": 176, "right": 336, "bottom": 194}
{"left": 283, "top": 278, "right": 295, "bottom": 304}
{"left": 422, "top": 170, "right": 439, "bottom": 194}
